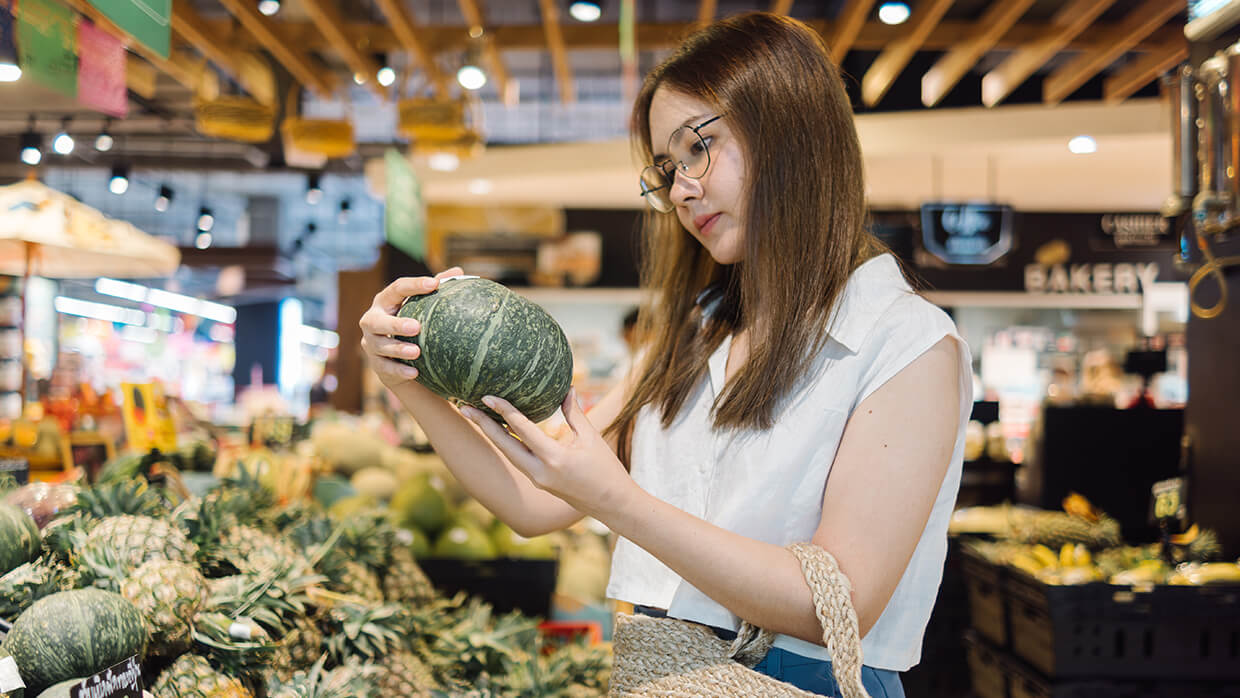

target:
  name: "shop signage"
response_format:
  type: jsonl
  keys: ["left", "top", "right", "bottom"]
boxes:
{"left": 88, "top": 0, "right": 169, "bottom": 58}
{"left": 1099, "top": 214, "right": 1172, "bottom": 249}
{"left": 69, "top": 656, "right": 142, "bottom": 698}
{"left": 1024, "top": 262, "right": 1159, "bottom": 295}
{"left": 920, "top": 202, "right": 1014, "bottom": 265}
{"left": 78, "top": 20, "right": 127, "bottom": 118}
{"left": 384, "top": 148, "right": 427, "bottom": 262}
{"left": 17, "top": 0, "right": 77, "bottom": 97}
{"left": 1150, "top": 477, "right": 1187, "bottom": 525}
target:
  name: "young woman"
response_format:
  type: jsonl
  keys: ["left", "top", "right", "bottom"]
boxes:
{"left": 359, "top": 13, "right": 971, "bottom": 697}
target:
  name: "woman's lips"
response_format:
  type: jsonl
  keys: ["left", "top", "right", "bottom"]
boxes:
{"left": 695, "top": 213, "right": 721, "bottom": 236}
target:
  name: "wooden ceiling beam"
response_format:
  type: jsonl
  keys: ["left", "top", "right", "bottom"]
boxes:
{"left": 827, "top": 0, "right": 876, "bottom": 64}
{"left": 861, "top": 0, "right": 955, "bottom": 107}
{"left": 457, "top": 0, "right": 517, "bottom": 106}
{"left": 1104, "top": 39, "right": 1188, "bottom": 104}
{"left": 921, "top": 0, "right": 1035, "bottom": 107}
{"left": 300, "top": 0, "right": 386, "bottom": 100}
{"left": 214, "top": 0, "right": 334, "bottom": 96}
{"left": 770, "top": 0, "right": 794, "bottom": 14}
{"left": 981, "top": 0, "right": 1116, "bottom": 107}
{"left": 196, "top": 18, "right": 1179, "bottom": 56}
{"left": 1043, "top": 0, "right": 1185, "bottom": 105}
{"left": 538, "top": 0, "right": 576, "bottom": 104}
{"left": 171, "top": 0, "right": 274, "bottom": 105}
{"left": 372, "top": 0, "right": 448, "bottom": 96}
{"left": 60, "top": 0, "right": 199, "bottom": 91}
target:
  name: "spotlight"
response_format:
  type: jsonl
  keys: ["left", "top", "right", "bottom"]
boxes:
{"left": 569, "top": 1, "right": 602, "bottom": 22}
{"left": 306, "top": 173, "right": 323, "bottom": 205}
{"left": 337, "top": 199, "right": 350, "bottom": 224}
{"left": 457, "top": 64, "right": 487, "bottom": 90}
{"left": 428, "top": 152, "right": 460, "bottom": 171}
{"left": 353, "top": 72, "right": 366, "bottom": 85}
{"left": 1068, "top": 135, "right": 1097, "bottom": 154}
{"left": 377, "top": 65, "right": 396, "bottom": 87}
{"left": 109, "top": 164, "right": 130, "bottom": 195}
{"left": 878, "top": 2, "right": 910, "bottom": 25}
{"left": 195, "top": 231, "right": 213, "bottom": 249}
{"left": 94, "top": 123, "right": 114, "bottom": 152}
{"left": 197, "top": 207, "right": 215, "bottom": 232}
{"left": 155, "top": 185, "right": 173, "bottom": 212}
{"left": 19, "top": 131, "right": 41, "bottom": 166}
{"left": 52, "top": 118, "right": 74, "bottom": 155}
{"left": 307, "top": 222, "right": 317, "bottom": 235}
{"left": 257, "top": 0, "right": 279, "bottom": 15}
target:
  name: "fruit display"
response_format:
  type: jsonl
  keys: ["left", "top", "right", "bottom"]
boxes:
{"left": 0, "top": 461, "right": 609, "bottom": 697}
{"left": 395, "top": 276, "right": 574, "bottom": 424}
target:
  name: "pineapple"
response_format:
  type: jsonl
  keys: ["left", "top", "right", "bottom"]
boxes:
{"left": 119, "top": 559, "right": 209, "bottom": 658}
{"left": 77, "top": 515, "right": 198, "bottom": 570}
{"left": 323, "top": 602, "right": 410, "bottom": 664}
{"left": 268, "top": 657, "right": 380, "bottom": 698}
{"left": 0, "top": 558, "right": 78, "bottom": 620}
{"left": 383, "top": 543, "right": 436, "bottom": 605}
{"left": 71, "top": 477, "right": 169, "bottom": 519}
{"left": 221, "top": 525, "right": 311, "bottom": 576}
{"left": 152, "top": 653, "right": 252, "bottom": 698}
{"left": 374, "top": 650, "right": 438, "bottom": 697}
{"left": 192, "top": 612, "right": 281, "bottom": 686}
{"left": 283, "top": 613, "right": 325, "bottom": 673}
{"left": 339, "top": 561, "right": 383, "bottom": 602}
{"left": 204, "top": 564, "right": 325, "bottom": 680}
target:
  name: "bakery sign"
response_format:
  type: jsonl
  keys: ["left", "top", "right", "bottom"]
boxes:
{"left": 1025, "top": 262, "right": 1160, "bottom": 294}
{"left": 1099, "top": 213, "right": 1172, "bottom": 248}
{"left": 920, "top": 202, "right": 1014, "bottom": 265}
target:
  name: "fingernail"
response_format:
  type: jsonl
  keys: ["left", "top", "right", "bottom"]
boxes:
{"left": 403, "top": 321, "right": 419, "bottom": 333}
{"left": 481, "top": 396, "right": 498, "bottom": 409}
{"left": 460, "top": 406, "right": 477, "bottom": 420}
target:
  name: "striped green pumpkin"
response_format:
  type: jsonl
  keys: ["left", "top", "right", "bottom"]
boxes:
{"left": 0, "top": 504, "right": 40, "bottom": 577}
{"left": 1, "top": 589, "right": 148, "bottom": 694}
{"left": 396, "top": 277, "right": 573, "bottom": 423}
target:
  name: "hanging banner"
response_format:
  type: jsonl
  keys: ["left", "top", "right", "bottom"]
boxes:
{"left": 88, "top": 0, "right": 169, "bottom": 58}
{"left": 78, "top": 20, "right": 127, "bottom": 117}
{"left": 384, "top": 148, "right": 427, "bottom": 262}
{"left": 17, "top": 0, "right": 77, "bottom": 97}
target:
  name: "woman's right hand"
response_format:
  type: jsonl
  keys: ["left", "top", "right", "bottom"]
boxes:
{"left": 359, "top": 267, "right": 464, "bottom": 390}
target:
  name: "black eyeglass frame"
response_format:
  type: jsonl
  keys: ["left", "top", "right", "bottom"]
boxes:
{"left": 638, "top": 114, "right": 724, "bottom": 212}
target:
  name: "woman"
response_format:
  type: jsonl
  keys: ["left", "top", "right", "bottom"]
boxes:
{"left": 360, "top": 13, "right": 971, "bottom": 697}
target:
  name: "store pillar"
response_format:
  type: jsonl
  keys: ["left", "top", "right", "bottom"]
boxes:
{"left": 232, "top": 302, "right": 280, "bottom": 400}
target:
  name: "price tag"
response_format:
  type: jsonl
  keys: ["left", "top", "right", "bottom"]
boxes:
{"left": 69, "top": 656, "right": 142, "bottom": 698}
{"left": 0, "top": 458, "right": 28, "bottom": 485}
{"left": 0, "top": 655, "right": 25, "bottom": 692}
{"left": 249, "top": 416, "right": 298, "bottom": 448}
{"left": 1151, "top": 477, "right": 1187, "bottom": 524}
{"left": 229, "top": 620, "right": 253, "bottom": 641}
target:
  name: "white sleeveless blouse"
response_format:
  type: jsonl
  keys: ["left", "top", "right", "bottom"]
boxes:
{"left": 605, "top": 254, "right": 973, "bottom": 671}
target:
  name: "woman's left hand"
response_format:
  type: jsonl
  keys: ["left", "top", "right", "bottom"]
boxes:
{"left": 460, "top": 389, "right": 635, "bottom": 519}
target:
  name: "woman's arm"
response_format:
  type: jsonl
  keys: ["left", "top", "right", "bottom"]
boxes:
{"left": 467, "top": 336, "right": 962, "bottom": 643}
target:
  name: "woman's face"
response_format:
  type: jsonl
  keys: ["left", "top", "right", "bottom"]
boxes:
{"left": 648, "top": 86, "right": 747, "bottom": 265}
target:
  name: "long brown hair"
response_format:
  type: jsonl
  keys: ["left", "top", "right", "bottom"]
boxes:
{"left": 606, "top": 12, "right": 889, "bottom": 465}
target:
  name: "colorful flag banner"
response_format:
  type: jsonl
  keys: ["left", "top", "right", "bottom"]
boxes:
{"left": 87, "top": 0, "right": 169, "bottom": 58}
{"left": 17, "top": 0, "right": 77, "bottom": 96}
{"left": 78, "top": 20, "right": 127, "bottom": 117}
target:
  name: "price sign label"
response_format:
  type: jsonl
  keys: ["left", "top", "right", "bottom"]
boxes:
{"left": 1151, "top": 477, "right": 1187, "bottom": 524}
{"left": 69, "top": 655, "right": 142, "bottom": 698}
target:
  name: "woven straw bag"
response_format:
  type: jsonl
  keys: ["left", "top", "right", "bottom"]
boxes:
{"left": 609, "top": 542, "right": 869, "bottom": 698}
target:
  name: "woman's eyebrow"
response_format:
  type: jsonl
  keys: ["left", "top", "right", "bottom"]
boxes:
{"left": 650, "top": 113, "right": 716, "bottom": 160}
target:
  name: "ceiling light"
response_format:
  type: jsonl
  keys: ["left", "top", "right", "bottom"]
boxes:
{"left": 0, "top": 62, "right": 19, "bottom": 82}
{"left": 353, "top": 72, "right": 367, "bottom": 85}
{"left": 306, "top": 173, "right": 323, "bottom": 205}
{"left": 19, "top": 131, "right": 41, "bottom": 166}
{"left": 197, "top": 207, "right": 215, "bottom": 232}
{"left": 1068, "top": 135, "right": 1097, "bottom": 154}
{"left": 428, "top": 152, "right": 460, "bottom": 171}
{"left": 878, "top": 2, "right": 910, "bottom": 25}
{"left": 109, "top": 164, "right": 130, "bottom": 195}
{"left": 155, "top": 185, "right": 173, "bottom": 212}
{"left": 569, "top": 1, "right": 602, "bottom": 22}
{"left": 195, "top": 232, "right": 213, "bottom": 249}
{"left": 257, "top": 0, "right": 280, "bottom": 15}
{"left": 468, "top": 178, "right": 492, "bottom": 195}
{"left": 94, "top": 129, "right": 114, "bottom": 152}
{"left": 0, "top": 8, "right": 19, "bottom": 82}
{"left": 377, "top": 66, "right": 396, "bottom": 87}
{"left": 457, "top": 65, "right": 487, "bottom": 90}
{"left": 52, "top": 119, "right": 74, "bottom": 155}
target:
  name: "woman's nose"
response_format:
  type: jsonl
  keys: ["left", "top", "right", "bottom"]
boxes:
{"left": 668, "top": 168, "right": 702, "bottom": 206}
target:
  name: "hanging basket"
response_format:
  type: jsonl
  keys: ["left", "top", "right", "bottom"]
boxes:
{"left": 398, "top": 97, "right": 469, "bottom": 141}
{"left": 411, "top": 130, "right": 485, "bottom": 160}
{"left": 281, "top": 117, "right": 355, "bottom": 159}
{"left": 194, "top": 97, "right": 276, "bottom": 143}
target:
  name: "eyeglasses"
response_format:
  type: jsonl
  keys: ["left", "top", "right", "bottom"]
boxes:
{"left": 639, "top": 115, "right": 723, "bottom": 213}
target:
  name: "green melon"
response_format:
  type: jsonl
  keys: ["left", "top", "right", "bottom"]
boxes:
{"left": 432, "top": 523, "right": 496, "bottom": 560}
{"left": 396, "top": 277, "right": 573, "bottom": 423}
{"left": 1, "top": 589, "right": 148, "bottom": 694}
{"left": 0, "top": 504, "right": 40, "bottom": 577}
{"left": 34, "top": 678, "right": 86, "bottom": 698}
{"left": 390, "top": 473, "right": 450, "bottom": 537}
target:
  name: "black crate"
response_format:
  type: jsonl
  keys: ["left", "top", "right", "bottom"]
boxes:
{"left": 418, "top": 557, "right": 559, "bottom": 618}
{"left": 1005, "top": 646, "right": 1240, "bottom": 698}
{"left": 964, "top": 631, "right": 1008, "bottom": 698}
{"left": 1005, "top": 570, "right": 1240, "bottom": 680}
{"left": 962, "top": 547, "right": 1008, "bottom": 647}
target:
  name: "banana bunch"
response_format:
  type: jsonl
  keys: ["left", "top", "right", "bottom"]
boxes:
{"left": 1009, "top": 543, "right": 1102, "bottom": 585}
{"left": 1168, "top": 562, "right": 1240, "bottom": 586}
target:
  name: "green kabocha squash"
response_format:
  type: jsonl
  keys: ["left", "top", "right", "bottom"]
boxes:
{"left": 396, "top": 276, "right": 573, "bottom": 423}
{"left": 0, "top": 589, "right": 148, "bottom": 693}
{"left": 0, "top": 504, "right": 40, "bottom": 576}
{"left": 34, "top": 678, "right": 87, "bottom": 698}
